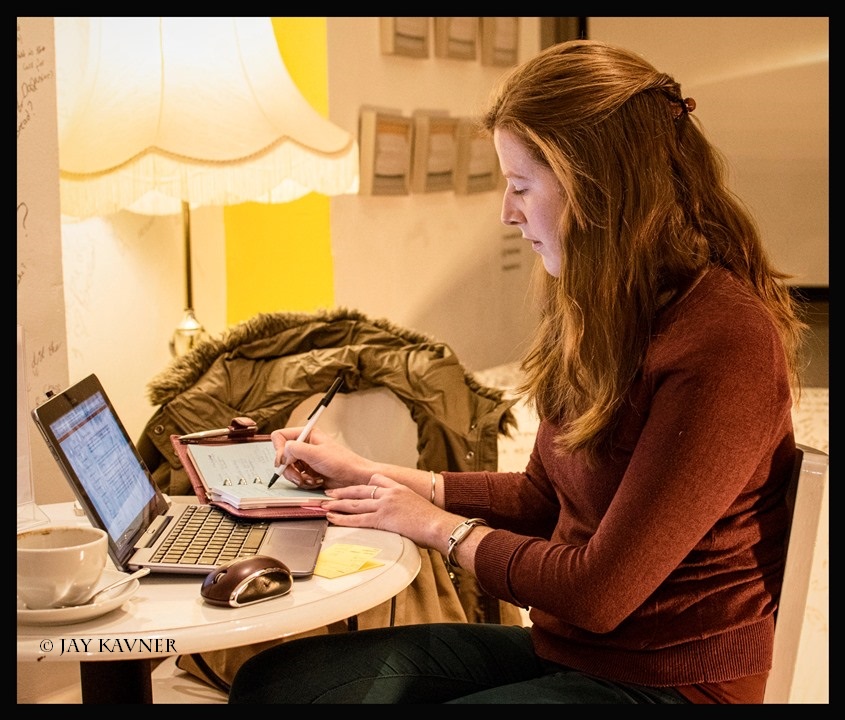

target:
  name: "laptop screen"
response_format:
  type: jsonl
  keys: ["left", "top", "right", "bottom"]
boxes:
{"left": 30, "top": 374, "right": 169, "bottom": 566}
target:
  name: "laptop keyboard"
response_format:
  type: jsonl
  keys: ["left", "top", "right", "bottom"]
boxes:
{"left": 150, "top": 505, "right": 270, "bottom": 566}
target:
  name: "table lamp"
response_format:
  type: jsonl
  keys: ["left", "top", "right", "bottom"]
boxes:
{"left": 54, "top": 17, "right": 359, "bottom": 354}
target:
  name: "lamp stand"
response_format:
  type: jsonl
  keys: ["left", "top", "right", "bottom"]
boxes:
{"left": 169, "top": 202, "right": 208, "bottom": 356}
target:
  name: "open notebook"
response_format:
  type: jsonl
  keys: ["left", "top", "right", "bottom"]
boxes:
{"left": 30, "top": 373, "right": 327, "bottom": 577}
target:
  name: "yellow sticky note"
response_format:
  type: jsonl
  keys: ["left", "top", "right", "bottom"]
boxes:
{"left": 314, "top": 543, "right": 384, "bottom": 578}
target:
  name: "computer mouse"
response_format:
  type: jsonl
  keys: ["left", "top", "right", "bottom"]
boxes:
{"left": 201, "top": 555, "right": 293, "bottom": 608}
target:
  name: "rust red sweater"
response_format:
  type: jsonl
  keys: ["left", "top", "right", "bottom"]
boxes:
{"left": 444, "top": 268, "right": 794, "bottom": 698}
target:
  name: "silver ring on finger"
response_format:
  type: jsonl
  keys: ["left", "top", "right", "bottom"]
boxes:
{"left": 370, "top": 486, "right": 377, "bottom": 499}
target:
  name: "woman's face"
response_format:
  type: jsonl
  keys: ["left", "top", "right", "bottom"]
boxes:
{"left": 494, "top": 128, "right": 564, "bottom": 278}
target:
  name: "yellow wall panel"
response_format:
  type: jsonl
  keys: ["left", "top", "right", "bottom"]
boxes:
{"left": 224, "top": 17, "right": 334, "bottom": 326}
{"left": 224, "top": 197, "right": 334, "bottom": 322}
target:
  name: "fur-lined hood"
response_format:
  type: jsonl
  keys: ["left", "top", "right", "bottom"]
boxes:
{"left": 148, "top": 307, "right": 505, "bottom": 409}
{"left": 138, "top": 309, "right": 517, "bottom": 495}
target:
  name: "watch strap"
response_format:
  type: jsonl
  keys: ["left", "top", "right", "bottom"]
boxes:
{"left": 446, "top": 518, "right": 488, "bottom": 568}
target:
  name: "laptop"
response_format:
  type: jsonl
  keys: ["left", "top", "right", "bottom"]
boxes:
{"left": 30, "top": 373, "right": 328, "bottom": 577}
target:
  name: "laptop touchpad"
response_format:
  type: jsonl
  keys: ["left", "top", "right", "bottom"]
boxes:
{"left": 271, "top": 526, "right": 321, "bottom": 546}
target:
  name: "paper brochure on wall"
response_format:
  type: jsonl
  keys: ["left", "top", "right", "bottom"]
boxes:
{"left": 454, "top": 118, "right": 501, "bottom": 194}
{"left": 185, "top": 441, "right": 330, "bottom": 509}
{"left": 411, "top": 111, "right": 458, "bottom": 193}
{"left": 434, "top": 17, "right": 478, "bottom": 60}
{"left": 380, "top": 17, "right": 430, "bottom": 58}
{"left": 480, "top": 17, "right": 518, "bottom": 67}
{"left": 359, "top": 107, "right": 414, "bottom": 196}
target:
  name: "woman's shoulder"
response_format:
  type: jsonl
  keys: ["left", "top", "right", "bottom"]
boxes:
{"left": 665, "top": 268, "right": 774, "bottom": 336}
{"left": 652, "top": 268, "right": 784, "bottom": 372}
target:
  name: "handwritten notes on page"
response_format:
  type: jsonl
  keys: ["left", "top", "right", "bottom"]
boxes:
{"left": 186, "top": 441, "right": 329, "bottom": 509}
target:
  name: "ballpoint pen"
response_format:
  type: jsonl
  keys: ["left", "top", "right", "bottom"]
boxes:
{"left": 179, "top": 417, "right": 257, "bottom": 443}
{"left": 178, "top": 427, "right": 230, "bottom": 441}
{"left": 267, "top": 376, "right": 344, "bottom": 488}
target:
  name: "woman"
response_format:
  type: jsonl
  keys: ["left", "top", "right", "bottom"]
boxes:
{"left": 229, "top": 39, "right": 807, "bottom": 704}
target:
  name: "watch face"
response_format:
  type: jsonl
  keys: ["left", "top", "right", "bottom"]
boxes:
{"left": 450, "top": 519, "right": 487, "bottom": 547}
{"left": 452, "top": 522, "right": 473, "bottom": 543}
{"left": 447, "top": 519, "right": 487, "bottom": 568}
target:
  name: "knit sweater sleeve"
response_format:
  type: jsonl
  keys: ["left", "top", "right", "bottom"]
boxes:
{"left": 443, "top": 270, "right": 794, "bottom": 652}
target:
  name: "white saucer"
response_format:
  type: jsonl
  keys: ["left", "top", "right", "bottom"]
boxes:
{"left": 17, "top": 569, "right": 141, "bottom": 626}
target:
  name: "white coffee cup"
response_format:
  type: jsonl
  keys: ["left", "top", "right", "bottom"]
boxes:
{"left": 17, "top": 525, "right": 108, "bottom": 609}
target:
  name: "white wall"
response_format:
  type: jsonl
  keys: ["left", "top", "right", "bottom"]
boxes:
{"left": 61, "top": 206, "right": 227, "bottom": 453}
{"left": 589, "top": 17, "right": 829, "bottom": 287}
{"left": 17, "top": 17, "right": 72, "bottom": 505}
{"left": 326, "top": 18, "right": 541, "bottom": 373}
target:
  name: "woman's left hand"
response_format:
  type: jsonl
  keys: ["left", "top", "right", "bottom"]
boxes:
{"left": 322, "top": 474, "right": 460, "bottom": 551}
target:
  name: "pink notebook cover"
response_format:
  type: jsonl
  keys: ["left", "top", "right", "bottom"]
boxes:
{"left": 170, "top": 434, "right": 328, "bottom": 520}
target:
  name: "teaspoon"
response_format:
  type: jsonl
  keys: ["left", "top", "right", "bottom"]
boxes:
{"left": 83, "top": 567, "right": 150, "bottom": 605}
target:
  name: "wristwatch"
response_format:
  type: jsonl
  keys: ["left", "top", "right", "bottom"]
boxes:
{"left": 446, "top": 518, "right": 488, "bottom": 568}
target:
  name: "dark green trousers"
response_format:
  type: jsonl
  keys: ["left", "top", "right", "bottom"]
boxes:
{"left": 228, "top": 623, "right": 689, "bottom": 704}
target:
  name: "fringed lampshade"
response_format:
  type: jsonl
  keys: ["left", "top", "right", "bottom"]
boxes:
{"left": 54, "top": 17, "right": 359, "bottom": 353}
{"left": 55, "top": 16, "right": 358, "bottom": 217}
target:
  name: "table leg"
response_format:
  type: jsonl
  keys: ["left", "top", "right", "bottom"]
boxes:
{"left": 80, "top": 658, "right": 153, "bottom": 703}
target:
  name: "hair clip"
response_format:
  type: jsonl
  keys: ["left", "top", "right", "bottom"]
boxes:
{"left": 672, "top": 97, "right": 696, "bottom": 120}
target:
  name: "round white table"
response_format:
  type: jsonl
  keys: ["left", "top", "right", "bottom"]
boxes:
{"left": 18, "top": 501, "right": 421, "bottom": 703}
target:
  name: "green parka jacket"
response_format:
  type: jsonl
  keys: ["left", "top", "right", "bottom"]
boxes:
{"left": 135, "top": 309, "right": 523, "bottom": 687}
{"left": 138, "top": 307, "right": 517, "bottom": 500}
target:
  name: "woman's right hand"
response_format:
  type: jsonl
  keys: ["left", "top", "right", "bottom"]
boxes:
{"left": 270, "top": 427, "right": 375, "bottom": 490}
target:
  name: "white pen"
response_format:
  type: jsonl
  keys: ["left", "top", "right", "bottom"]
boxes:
{"left": 178, "top": 427, "right": 230, "bottom": 441}
{"left": 179, "top": 417, "right": 257, "bottom": 442}
{"left": 267, "top": 376, "right": 344, "bottom": 488}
